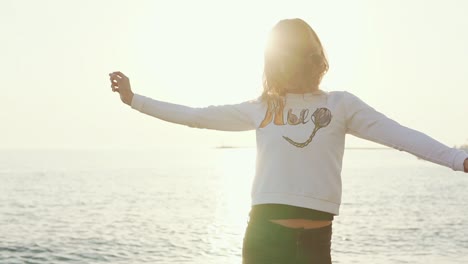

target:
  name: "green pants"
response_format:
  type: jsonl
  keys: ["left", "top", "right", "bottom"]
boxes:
{"left": 242, "top": 219, "right": 332, "bottom": 264}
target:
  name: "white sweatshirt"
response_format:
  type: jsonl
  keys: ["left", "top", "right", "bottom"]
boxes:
{"left": 131, "top": 90, "right": 468, "bottom": 215}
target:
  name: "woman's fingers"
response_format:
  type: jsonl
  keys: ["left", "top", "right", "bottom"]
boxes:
{"left": 111, "top": 84, "right": 118, "bottom": 92}
{"left": 109, "top": 72, "right": 119, "bottom": 92}
{"left": 109, "top": 76, "right": 118, "bottom": 91}
{"left": 109, "top": 72, "right": 129, "bottom": 89}
{"left": 109, "top": 73, "right": 122, "bottom": 88}
{"left": 109, "top": 71, "right": 127, "bottom": 79}
{"left": 109, "top": 75, "right": 120, "bottom": 82}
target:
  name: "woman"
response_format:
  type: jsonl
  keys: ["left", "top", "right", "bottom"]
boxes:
{"left": 109, "top": 18, "right": 468, "bottom": 264}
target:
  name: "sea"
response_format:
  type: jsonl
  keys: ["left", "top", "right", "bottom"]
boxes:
{"left": 0, "top": 147, "right": 467, "bottom": 264}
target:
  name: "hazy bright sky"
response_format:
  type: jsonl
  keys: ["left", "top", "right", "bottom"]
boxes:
{"left": 1, "top": 0, "right": 467, "bottom": 150}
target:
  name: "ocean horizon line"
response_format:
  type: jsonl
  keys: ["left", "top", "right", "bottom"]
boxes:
{"left": 0, "top": 146, "right": 394, "bottom": 151}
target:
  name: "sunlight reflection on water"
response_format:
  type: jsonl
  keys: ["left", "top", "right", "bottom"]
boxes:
{"left": 0, "top": 148, "right": 467, "bottom": 263}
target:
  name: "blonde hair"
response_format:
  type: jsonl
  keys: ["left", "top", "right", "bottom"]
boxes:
{"left": 261, "top": 19, "right": 329, "bottom": 105}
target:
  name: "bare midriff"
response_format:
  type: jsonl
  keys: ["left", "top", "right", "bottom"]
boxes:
{"left": 270, "top": 219, "right": 332, "bottom": 229}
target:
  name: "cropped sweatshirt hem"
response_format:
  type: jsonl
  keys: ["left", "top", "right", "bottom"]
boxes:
{"left": 252, "top": 193, "right": 340, "bottom": 215}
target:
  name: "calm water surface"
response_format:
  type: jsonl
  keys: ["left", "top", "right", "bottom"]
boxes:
{"left": 0, "top": 148, "right": 467, "bottom": 263}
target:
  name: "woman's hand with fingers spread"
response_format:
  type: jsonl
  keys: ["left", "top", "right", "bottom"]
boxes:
{"left": 109, "top": 71, "right": 134, "bottom": 106}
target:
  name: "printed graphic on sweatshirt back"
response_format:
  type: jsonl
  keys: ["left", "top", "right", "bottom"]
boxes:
{"left": 259, "top": 101, "right": 332, "bottom": 148}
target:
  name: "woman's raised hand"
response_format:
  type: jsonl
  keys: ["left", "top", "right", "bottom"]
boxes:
{"left": 109, "top": 71, "right": 134, "bottom": 105}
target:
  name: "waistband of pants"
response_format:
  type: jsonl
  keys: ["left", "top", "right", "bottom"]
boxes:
{"left": 247, "top": 217, "right": 332, "bottom": 237}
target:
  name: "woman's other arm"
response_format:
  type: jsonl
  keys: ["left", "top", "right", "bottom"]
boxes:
{"left": 109, "top": 71, "right": 258, "bottom": 131}
{"left": 344, "top": 91, "right": 468, "bottom": 172}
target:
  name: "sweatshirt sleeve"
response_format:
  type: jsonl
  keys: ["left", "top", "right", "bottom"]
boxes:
{"left": 130, "top": 94, "right": 258, "bottom": 131}
{"left": 344, "top": 91, "right": 468, "bottom": 172}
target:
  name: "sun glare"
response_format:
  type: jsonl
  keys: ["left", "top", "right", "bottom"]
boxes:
{"left": 133, "top": 7, "right": 274, "bottom": 106}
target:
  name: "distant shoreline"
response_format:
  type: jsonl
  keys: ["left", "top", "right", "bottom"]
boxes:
{"left": 2, "top": 145, "right": 464, "bottom": 151}
{"left": 214, "top": 146, "right": 392, "bottom": 150}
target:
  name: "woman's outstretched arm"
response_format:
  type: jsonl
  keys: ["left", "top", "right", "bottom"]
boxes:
{"left": 343, "top": 91, "right": 468, "bottom": 173}
{"left": 109, "top": 71, "right": 259, "bottom": 131}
